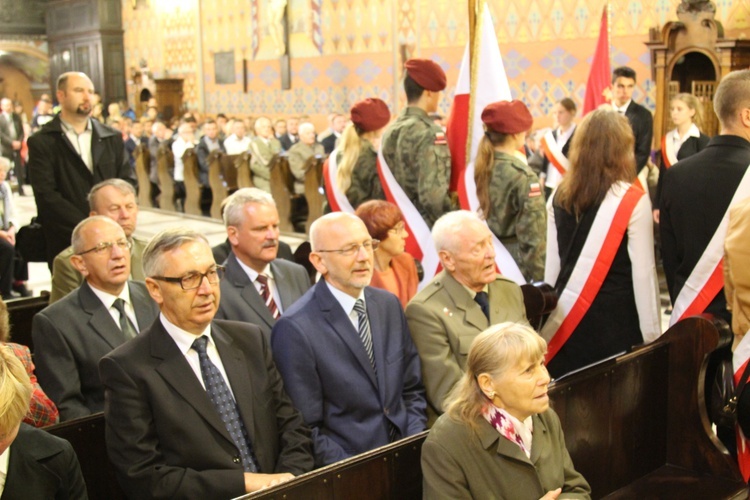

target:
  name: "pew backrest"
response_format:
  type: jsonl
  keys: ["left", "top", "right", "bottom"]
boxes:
{"left": 182, "top": 148, "right": 202, "bottom": 216}
{"left": 156, "top": 145, "right": 175, "bottom": 211}
{"left": 134, "top": 144, "right": 152, "bottom": 208}
{"left": 7, "top": 294, "right": 49, "bottom": 352}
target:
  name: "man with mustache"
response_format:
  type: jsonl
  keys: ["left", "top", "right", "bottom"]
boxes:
{"left": 271, "top": 212, "right": 427, "bottom": 467}
{"left": 28, "top": 71, "right": 131, "bottom": 269}
{"left": 32, "top": 216, "right": 158, "bottom": 421}
{"left": 99, "top": 228, "right": 313, "bottom": 498}
{"left": 215, "top": 188, "right": 310, "bottom": 339}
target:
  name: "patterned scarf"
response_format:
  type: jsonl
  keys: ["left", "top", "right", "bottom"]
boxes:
{"left": 482, "top": 404, "right": 530, "bottom": 458}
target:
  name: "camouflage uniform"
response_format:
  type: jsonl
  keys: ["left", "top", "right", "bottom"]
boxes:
{"left": 249, "top": 136, "right": 282, "bottom": 192}
{"left": 381, "top": 106, "right": 452, "bottom": 227}
{"left": 288, "top": 141, "right": 324, "bottom": 195}
{"left": 485, "top": 151, "right": 546, "bottom": 282}
{"left": 341, "top": 141, "right": 385, "bottom": 209}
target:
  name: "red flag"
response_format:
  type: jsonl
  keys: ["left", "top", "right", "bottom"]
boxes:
{"left": 582, "top": 6, "right": 611, "bottom": 115}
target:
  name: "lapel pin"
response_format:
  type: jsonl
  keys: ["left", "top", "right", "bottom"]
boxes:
{"left": 443, "top": 307, "right": 453, "bottom": 317}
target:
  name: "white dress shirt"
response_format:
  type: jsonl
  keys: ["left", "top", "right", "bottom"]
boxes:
{"left": 235, "top": 257, "right": 284, "bottom": 314}
{"left": 0, "top": 445, "right": 9, "bottom": 495}
{"left": 60, "top": 118, "right": 93, "bottom": 172}
{"left": 325, "top": 280, "right": 366, "bottom": 330}
{"left": 224, "top": 134, "right": 252, "bottom": 155}
{"left": 89, "top": 283, "right": 140, "bottom": 332}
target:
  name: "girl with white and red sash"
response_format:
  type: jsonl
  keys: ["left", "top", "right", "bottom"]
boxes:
{"left": 654, "top": 93, "right": 710, "bottom": 223}
{"left": 540, "top": 98, "right": 577, "bottom": 199}
{"left": 322, "top": 98, "right": 391, "bottom": 213}
{"left": 542, "top": 109, "right": 661, "bottom": 379}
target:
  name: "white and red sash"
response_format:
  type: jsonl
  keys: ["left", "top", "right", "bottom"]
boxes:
{"left": 734, "top": 333, "right": 750, "bottom": 482}
{"left": 542, "top": 182, "right": 645, "bottom": 363}
{"left": 322, "top": 148, "right": 355, "bottom": 214}
{"left": 660, "top": 132, "right": 678, "bottom": 170}
{"left": 540, "top": 129, "right": 569, "bottom": 176}
{"left": 377, "top": 147, "right": 440, "bottom": 289}
{"left": 669, "top": 166, "right": 750, "bottom": 327}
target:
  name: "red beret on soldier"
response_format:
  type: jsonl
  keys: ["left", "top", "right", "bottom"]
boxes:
{"left": 481, "top": 100, "right": 534, "bottom": 135}
{"left": 404, "top": 59, "right": 447, "bottom": 92}
{"left": 350, "top": 98, "right": 391, "bottom": 132}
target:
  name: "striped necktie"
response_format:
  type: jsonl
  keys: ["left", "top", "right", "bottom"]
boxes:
{"left": 353, "top": 299, "right": 376, "bottom": 372}
{"left": 256, "top": 274, "right": 280, "bottom": 319}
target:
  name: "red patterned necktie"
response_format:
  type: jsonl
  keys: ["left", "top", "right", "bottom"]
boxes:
{"left": 256, "top": 274, "right": 280, "bottom": 319}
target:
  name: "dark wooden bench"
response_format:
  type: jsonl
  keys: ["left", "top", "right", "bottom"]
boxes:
{"left": 304, "top": 156, "right": 325, "bottom": 235}
{"left": 235, "top": 152, "right": 253, "bottom": 189}
{"left": 45, "top": 413, "right": 125, "bottom": 500}
{"left": 209, "top": 152, "right": 240, "bottom": 219}
{"left": 134, "top": 144, "right": 152, "bottom": 208}
{"left": 269, "top": 155, "right": 294, "bottom": 233}
{"left": 156, "top": 144, "right": 175, "bottom": 212}
{"left": 182, "top": 148, "right": 202, "bottom": 216}
{"left": 238, "top": 316, "right": 748, "bottom": 500}
{"left": 7, "top": 293, "right": 49, "bottom": 352}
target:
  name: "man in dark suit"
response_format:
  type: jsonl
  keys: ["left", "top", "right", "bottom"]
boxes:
{"left": 0, "top": 349, "right": 87, "bottom": 499}
{"left": 32, "top": 216, "right": 159, "bottom": 421}
{"left": 271, "top": 212, "right": 427, "bottom": 467}
{"left": 215, "top": 188, "right": 310, "bottom": 339}
{"left": 195, "top": 119, "right": 225, "bottom": 216}
{"left": 660, "top": 69, "right": 750, "bottom": 325}
{"left": 99, "top": 228, "right": 313, "bottom": 498}
{"left": 28, "top": 72, "right": 131, "bottom": 268}
{"left": 0, "top": 97, "right": 25, "bottom": 194}
{"left": 319, "top": 113, "right": 346, "bottom": 155}
{"left": 278, "top": 116, "right": 299, "bottom": 151}
{"left": 611, "top": 66, "right": 653, "bottom": 173}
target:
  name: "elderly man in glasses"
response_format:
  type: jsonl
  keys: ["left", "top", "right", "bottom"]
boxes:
{"left": 32, "top": 216, "right": 159, "bottom": 421}
{"left": 271, "top": 212, "right": 427, "bottom": 467}
{"left": 99, "top": 228, "right": 313, "bottom": 499}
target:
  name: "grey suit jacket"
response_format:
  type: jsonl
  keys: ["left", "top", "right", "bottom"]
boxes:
{"left": 99, "top": 318, "right": 313, "bottom": 500}
{"left": 405, "top": 270, "right": 527, "bottom": 421}
{"left": 32, "top": 281, "right": 159, "bottom": 421}
{"left": 215, "top": 253, "right": 311, "bottom": 339}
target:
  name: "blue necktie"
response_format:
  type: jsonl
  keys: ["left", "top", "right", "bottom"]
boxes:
{"left": 192, "top": 336, "right": 259, "bottom": 472}
{"left": 353, "top": 299, "right": 376, "bottom": 373}
{"left": 475, "top": 291, "right": 490, "bottom": 321}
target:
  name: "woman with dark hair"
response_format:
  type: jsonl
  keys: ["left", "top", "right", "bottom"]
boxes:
{"left": 355, "top": 200, "right": 418, "bottom": 307}
{"left": 422, "top": 322, "right": 590, "bottom": 499}
{"left": 542, "top": 109, "right": 660, "bottom": 379}
{"left": 540, "top": 97, "right": 577, "bottom": 199}
{"left": 474, "top": 100, "right": 546, "bottom": 283}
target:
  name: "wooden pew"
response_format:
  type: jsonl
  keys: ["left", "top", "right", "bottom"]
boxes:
{"left": 235, "top": 152, "right": 253, "bottom": 189}
{"left": 269, "top": 155, "right": 294, "bottom": 233}
{"left": 156, "top": 144, "right": 175, "bottom": 212}
{"left": 239, "top": 316, "right": 748, "bottom": 500}
{"left": 182, "top": 148, "right": 202, "bottom": 216}
{"left": 6, "top": 293, "right": 49, "bottom": 352}
{"left": 209, "top": 152, "right": 240, "bottom": 219}
{"left": 45, "top": 413, "right": 125, "bottom": 500}
{"left": 134, "top": 144, "right": 152, "bottom": 208}
{"left": 304, "top": 156, "right": 325, "bottom": 235}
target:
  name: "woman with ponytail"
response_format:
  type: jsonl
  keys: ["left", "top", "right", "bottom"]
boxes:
{"left": 474, "top": 100, "right": 546, "bottom": 282}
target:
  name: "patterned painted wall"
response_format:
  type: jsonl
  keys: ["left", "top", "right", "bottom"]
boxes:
{"left": 121, "top": 0, "right": 750, "bottom": 130}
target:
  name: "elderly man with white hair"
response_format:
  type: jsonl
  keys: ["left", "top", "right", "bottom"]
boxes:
{"left": 287, "top": 122, "right": 324, "bottom": 232}
{"left": 405, "top": 210, "right": 527, "bottom": 424}
{"left": 249, "top": 116, "right": 282, "bottom": 192}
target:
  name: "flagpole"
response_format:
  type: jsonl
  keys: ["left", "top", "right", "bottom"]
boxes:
{"left": 465, "top": 0, "right": 481, "bottom": 168}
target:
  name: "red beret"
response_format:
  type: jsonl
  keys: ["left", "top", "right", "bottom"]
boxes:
{"left": 481, "top": 100, "right": 533, "bottom": 135}
{"left": 350, "top": 98, "right": 391, "bottom": 132}
{"left": 404, "top": 59, "right": 447, "bottom": 92}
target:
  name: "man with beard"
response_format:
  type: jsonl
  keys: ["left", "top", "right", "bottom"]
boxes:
{"left": 28, "top": 72, "right": 131, "bottom": 268}
{"left": 215, "top": 188, "right": 310, "bottom": 340}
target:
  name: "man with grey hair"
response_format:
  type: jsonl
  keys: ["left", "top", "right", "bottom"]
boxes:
{"left": 405, "top": 210, "right": 526, "bottom": 423}
{"left": 32, "top": 216, "right": 158, "bottom": 421}
{"left": 272, "top": 212, "right": 426, "bottom": 467}
{"left": 99, "top": 227, "right": 313, "bottom": 498}
{"left": 49, "top": 178, "right": 149, "bottom": 303}
{"left": 215, "top": 188, "right": 310, "bottom": 339}
{"left": 28, "top": 71, "right": 131, "bottom": 268}
{"left": 661, "top": 69, "right": 750, "bottom": 326}
{"left": 171, "top": 121, "right": 196, "bottom": 212}
{"left": 250, "top": 116, "right": 282, "bottom": 192}
{"left": 287, "top": 122, "right": 324, "bottom": 232}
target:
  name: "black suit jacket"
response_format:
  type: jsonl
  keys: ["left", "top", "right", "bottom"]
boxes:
{"left": 32, "top": 281, "right": 159, "bottom": 421}
{"left": 1, "top": 424, "right": 87, "bottom": 500}
{"left": 215, "top": 253, "right": 310, "bottom": 339}
{"left": 624, "top": 100, "right": 654, "bottom": 171}
{"left": 195, "top": 135, "right": 225, "bottom": 186}
{"left": 27, "top": 115, "right": 131, "bottom": 263}
{"left": 0, "top": 112, "right": 23, "bottom": 158}
{"left": 279, "top": 133, "right": 297, "bottom": 152}
{"left": 660, "top": 135, "right": 750, "bottom": 322}
{"left": 656, "top": 132, "right": 711, "bottom": 204}
{"left": 320, "top": 133, "right": 338, "bottom": 155}
{"left": 99, "top": 318, "right": 313, "bottom": 500}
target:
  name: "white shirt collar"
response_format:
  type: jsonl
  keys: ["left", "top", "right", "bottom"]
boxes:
{"left": 88, "top": 283, "right": 133, "bottom": 310}
{"left": 59, "top": 117, "right": 92, "bottom": 134}
{"left": 557, "top": 123, "right": 576, "bottom": 144}
{"left": 0, "top": 443, "right": 10, "bottom": 492}
{"left": 159, "top": 313, "right": 212, "bottom": 356}
{"left": 325, "top": 280, "right": 365, "bottom": 316}
{"left": 234, "top": 255, "right": 273, "bottom": 283}
{"left": 615, "top": 100, "right": 631, "bottom": 114}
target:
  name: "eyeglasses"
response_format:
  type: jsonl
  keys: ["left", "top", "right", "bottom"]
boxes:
{"left": 76, "top": 238, "right": 132, "bottom": 256}
{"left": 316, "top": 239, "right": 380, "bottom": 257}
{"left": 151, "top": 266, "right": 225, "bottom": 290}
{"left": 389, "top": 224, "right": 406, "bottom": 235}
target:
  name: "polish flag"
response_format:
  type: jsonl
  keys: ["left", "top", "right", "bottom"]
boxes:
{"left": 582, "top": 6, "right": 611, "bottom": 116}
{"left": 444, "top": 1, "right": 525, "bottom": 284}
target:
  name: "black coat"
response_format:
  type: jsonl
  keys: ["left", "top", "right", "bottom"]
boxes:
{"left": 624, "top": 101, "right": 654, "bottom": 172}
{"left": 27, "top": 115, "right": 131, "bottom": 263}
{"left": 655, "top": 132, "right": 711, "bottom": 204}
{"left": 195, "top": 135, "right": 225, "bottom": 186}
{"left": 659, "top": 135, "right": 750, "bottom": 323}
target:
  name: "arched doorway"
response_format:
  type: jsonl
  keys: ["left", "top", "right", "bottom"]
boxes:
{"left": 670, "top": 51, "right": 716, "bottom": 92}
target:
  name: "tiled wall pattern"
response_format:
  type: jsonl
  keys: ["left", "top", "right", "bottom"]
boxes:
{"left": 121, "top": 0, "right": 750, "bottom": 129}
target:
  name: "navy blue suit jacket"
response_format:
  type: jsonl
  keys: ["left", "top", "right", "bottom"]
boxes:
{"left": 271, "top": 280, "right": 427, "bottom": 467}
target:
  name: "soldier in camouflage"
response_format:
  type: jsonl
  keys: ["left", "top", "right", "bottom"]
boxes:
{"left": 475, "top": 100, "right": 546, "bottom": 282}
{"left": 381, "top": 59, "right": 453, "bottom": 228}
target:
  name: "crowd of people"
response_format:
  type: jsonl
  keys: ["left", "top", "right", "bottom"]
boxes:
{"left": 0, "top": 59, "right": 749, "bottom": 498}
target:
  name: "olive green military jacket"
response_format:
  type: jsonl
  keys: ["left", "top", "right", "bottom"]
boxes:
{"left": 249, "top": 136, "right": 282, "bottom": 192}
{"left": 339, "top": 142, "right": 385, "bottom": 209}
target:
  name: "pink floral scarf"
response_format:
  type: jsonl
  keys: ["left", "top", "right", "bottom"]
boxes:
{"left": 481, "top": 404, "right": 530, "bottom": 458}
